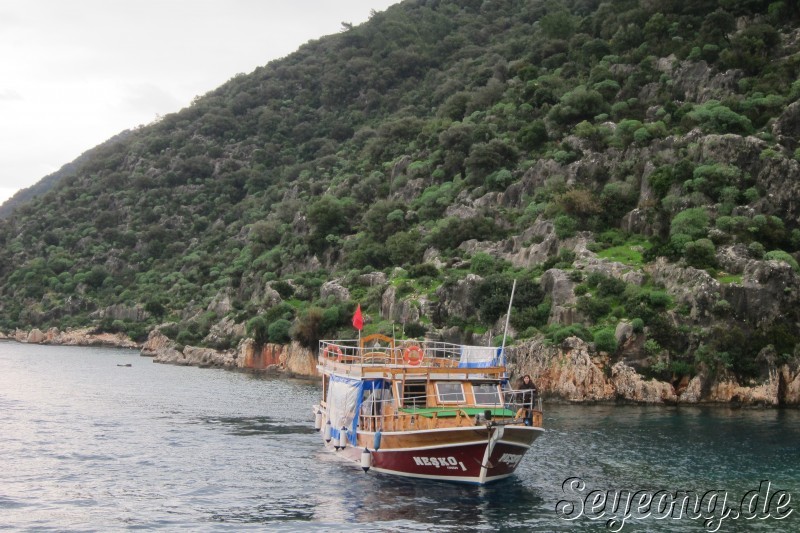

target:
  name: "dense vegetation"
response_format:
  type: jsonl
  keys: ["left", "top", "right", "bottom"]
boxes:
{"left": 1, "top": 0, "right": 799, "bottom": 384}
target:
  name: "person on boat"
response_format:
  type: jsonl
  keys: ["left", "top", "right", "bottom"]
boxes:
{"left": 515, "top": 374, "right": 537, "bottom": 426}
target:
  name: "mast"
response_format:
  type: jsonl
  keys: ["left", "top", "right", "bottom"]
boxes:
{"left": 499, "top": 279, "right": 516, "bottom": 374}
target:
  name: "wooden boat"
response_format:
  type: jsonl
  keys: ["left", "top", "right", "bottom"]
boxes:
{"left": 312, "top": 333, "right": 544, "bottom": 484}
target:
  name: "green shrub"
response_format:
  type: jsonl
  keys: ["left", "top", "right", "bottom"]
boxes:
{"left": 267, "top": 319, "right": 292, "bottom": 344}
{"left": 644, "top": 338, "right": 661, "bottom": 356}
{"left": 554, "top": 215, "right": 578, "bottom": 239}
{"left": 577, "top": 295, "right": 611, "bottom": 321}
{"left": 247, "top": 316, "right": 269, "bottom": 345}
{"left": 593, "top": 328, "right": 618, "bottom": 353}
{"left": 470, "top": 252, "right": 496, "bottom": 276}
{"left": 765, "top": 250, "right": 800, "bottom": 272}
{"left": 546, "top": 323, "right": 592, "bottom": 344}
{"left": 684, "top": 238, "right": 717, "bottom": 269}
{"left": 408, "top": 263, "right": 440, "bottom": 279}
{"left": 404, "top": 322, "right": 427, "bottom": 339}
{"left": 670, "top": 208, "right": 710, "bottom": 241}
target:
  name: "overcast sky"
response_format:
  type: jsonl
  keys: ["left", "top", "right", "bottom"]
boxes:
{"left": 0, "top": 0, "right": 398, "bottom": 204}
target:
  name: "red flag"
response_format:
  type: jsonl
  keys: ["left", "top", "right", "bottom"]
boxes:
{"left": 352, "top": 304, "right": 364, "bottom": 331}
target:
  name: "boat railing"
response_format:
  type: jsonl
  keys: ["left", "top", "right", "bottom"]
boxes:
{"left": 318, "top": 338, "right": 501, "bottom": 368}
{"left": 355, "top": 389, "right": 543, "bottom": 432}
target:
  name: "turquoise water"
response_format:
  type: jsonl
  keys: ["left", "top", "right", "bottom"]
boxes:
{"left": 0, "top": 341, "right": 797, "bottom": 531}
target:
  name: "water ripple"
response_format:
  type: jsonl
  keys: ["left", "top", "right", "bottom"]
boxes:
{"left": 0, "top": 344, "right": 797, "bottom": 531}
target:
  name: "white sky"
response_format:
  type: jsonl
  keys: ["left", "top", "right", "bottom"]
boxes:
{"left": 0, "top": 0, "right": 398, "bottom": 204}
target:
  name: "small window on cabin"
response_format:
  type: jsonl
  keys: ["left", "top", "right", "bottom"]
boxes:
{"left": 435, "top": 382, "right": 465, "bottom": 404}
{"left": 473, "top": 383, "right": 501, "bottom": 406}
{"left": 402, "top": 382, "right": 427, "bottom": 409}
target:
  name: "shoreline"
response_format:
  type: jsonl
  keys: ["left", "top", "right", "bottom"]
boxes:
{"left": 3, "top": 328, "right": 798, "bottom": 408}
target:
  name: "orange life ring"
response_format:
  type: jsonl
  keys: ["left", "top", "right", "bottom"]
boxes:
{"left": 323, "top": 345, "right": 344, "bottom": 362}
{"left": 403, "top": 345, "right": 424, "bottom": 366}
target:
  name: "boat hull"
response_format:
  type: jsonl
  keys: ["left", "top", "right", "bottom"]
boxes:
{"left": 325, "top": 425, "right": 543, "bottom": 484}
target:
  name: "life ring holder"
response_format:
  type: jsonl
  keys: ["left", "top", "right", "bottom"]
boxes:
{"left": 403, "top": 345, "right": 424, "bottom": 366}
{"left": 323, "top": 344, "right": 344, "bottom": 362}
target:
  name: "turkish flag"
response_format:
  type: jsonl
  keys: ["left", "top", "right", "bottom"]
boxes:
{"left": 352, "top": 304, "right": 364, "bottom": 331}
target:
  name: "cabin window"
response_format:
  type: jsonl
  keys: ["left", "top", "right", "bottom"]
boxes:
{"left": 473, "top": 383, "right": 501, "bottom": 406}
{"left": 361, "top": 387, "right": 393, "bottom": 417}
{"left": 402, "top": 381, "right": 427, "bottom": 408}
{"left": 435, "top": 382, "right": 465, "bottom": 404}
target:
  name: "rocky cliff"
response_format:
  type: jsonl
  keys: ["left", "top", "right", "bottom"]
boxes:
{"left": 140, "top": 329, "right": 317, "bottom": 376}
{"left": 4, "top": 327, "right": 139, "bottom": 349}
{"left": 509, "top": 336, "right": 800, "bottom": 406}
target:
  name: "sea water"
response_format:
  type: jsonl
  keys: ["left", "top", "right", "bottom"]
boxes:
{"left": 1, "top": 341, "right": 797, "bottom": 532}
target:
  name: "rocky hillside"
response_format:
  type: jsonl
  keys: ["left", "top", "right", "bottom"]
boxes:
{"left": 1, "top": 0, "right": 800, "bottom": 401}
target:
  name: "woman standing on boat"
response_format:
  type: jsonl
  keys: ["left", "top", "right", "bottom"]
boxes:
{"left": 516, "top": 374, "right": 537, "bottom": 426}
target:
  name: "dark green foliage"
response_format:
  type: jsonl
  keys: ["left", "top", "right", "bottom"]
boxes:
{"left": 426, "top": 217, "right": 504, "bottom": 252}
{"left": 408, "top": 263, "right": 439, "bottom": 279}
{"left": 554, "top": 215, "right": 578, "bottom": 239}
{"left": 0, "top": 0, "right": 794, "bottom": 386}
{"left": 272, "top": 281, "right": 295, "bottom": 300}
{"left": 404, "top": 322, "right": 427, "bottom": 339}
{"left": 546, "top": 323, "right": 592, "bottom": 344}
{"left": 247, "top": 316, "right": 269, "bottom": 346}
{"left": 473, "top": 275, "right": 544, "bottom": 326}
{"left": 593, "top": 328, "right": 618, "bottom": 353}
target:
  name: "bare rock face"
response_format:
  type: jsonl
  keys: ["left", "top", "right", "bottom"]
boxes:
{"left": 202, "top": 316, "right": 246, "bottom": 347}
{"left": 357, "top": 272, "right": 387, "bottom": 287}
{"left": 141, "top": 329, "right": 176, "bottom": 357}
{"left": 207, "top": 289, "right": 234, "bottom": 316}
{"left": 239, "top": 339, "right": 316, "bottom": 375}
{"left": 669, "top": 60, "right": 743, "bottom": 103}
{"left": 610, "top": 362, "right": 677, "bottom": 403}
{"left": 97, "top": 304, "right": 148, "bottom": 322}
{"left": 647, "top": 258, "right": 721, "bottom": 321}
{"left": 282, "top": 341, "right": 317, "bottom": 376}
{"left": 541, "top": 269, "right": 577, "bottom": 325}
{"left": 511, "top": 337, "right": 615, "bottom": 401}
{"left": 320, "top": 280, "right": 350, "bottom": 303}
{"left": 432, "top": 273, "right": 483, "bottom": 326}
{"left": 156, "top": 345, "right": 239, "bottom": 368}
{"left": 510, "top": 336, "right": 800, "bottom": 405}
{"left": 15, "top": 327, "right": 139, "bottom": 348}
{"left": 780, "top": 363, "right": 800, "bottom": 405}
{"left": 381, "top": 285, "right": 423, "bottom": 324}
{"left": 257, "top": 285, "right": 283, "bottom": 308}
{"left": 724, "top": 259, "right": 800, "bottom": 327}
{"left": 27, "top": 328, "right": 46, "bottom": 344}
{"left": 772, "top": 99, "right": 800, "bottom": 151}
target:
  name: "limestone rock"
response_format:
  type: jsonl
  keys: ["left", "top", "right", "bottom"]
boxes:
{"left": 381, "top": 285, "right": 423, "bottom": 324}
{"left": 141, "top": 329, "right": 176, "bottom": 357}
{"left": 541, "top": 269, "right": 577, "bottom": 325}
{"left": 610, "top": 361, "right": 677, "bottom": 403}
{"left": 202, "top": 316, "right": 246, "bottom": 348}
{"left": 432, "top": 273, "right": 482, "bottom": 326}
{"left": 206, "top": 289, "right": 234, "bottom": 316}
{"left": 97, "top": 304, "right": 148, "bottom": 322}
{"left": 320, "top": 280, "right": 350, "bottom": 303}
{"left": 27, "top": 328, "right": 46, "bottom": 344}
{"left": 358, "top": 272, "right": 387, "bottom": 287}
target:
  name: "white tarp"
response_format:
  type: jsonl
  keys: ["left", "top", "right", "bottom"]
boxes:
{"left": 458, "top": 345, "right": 503, "bottom": 368}
{"left": 326, "top": 375, "right": 361, "bottom": 443}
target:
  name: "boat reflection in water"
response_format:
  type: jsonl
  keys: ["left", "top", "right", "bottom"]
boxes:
{"left": 312, "top": 334, "right": 544, "bottom": 485}
{"left": 309, "top": 456, "right": 545, "bottom": 529}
